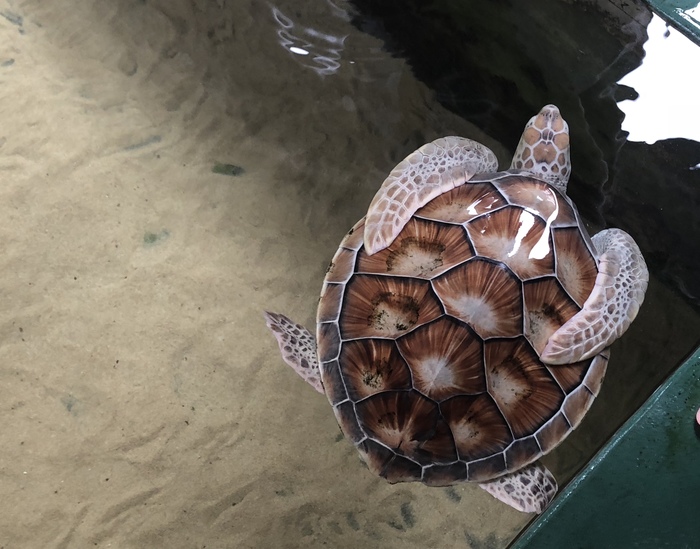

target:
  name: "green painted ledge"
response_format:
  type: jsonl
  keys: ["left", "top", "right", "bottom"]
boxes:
{"left": 647, "top": 0, "right": 700, "bottom": 45}
{"left": 511, "top": 346, "right": 700, "bottom": 549}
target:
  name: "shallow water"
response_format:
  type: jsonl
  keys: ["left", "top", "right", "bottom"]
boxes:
{"left": 0, "top": 0, "right": 698, "bottom": 547}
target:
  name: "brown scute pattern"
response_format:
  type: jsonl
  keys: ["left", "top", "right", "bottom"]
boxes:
{"left": 561, "top": 385, "right": 595, "bottom": 429}
{"left": 339, "top": 339, "right": 412, "bottom": 400}
{"left": 355, "top": 391, "right": 457, "bottom": 465}
{"left": 333, "top": 401, "right": 365, "bottom": 444}
{"left": 544, "top": 357, "right": 591, "bottom": 394}
{"left": 523, "top": 278, "right": 581, "bottom": 356}
{"left": 356, "top": 218, "right": 473, "bottom": 278}
{"left": 340, "top": 217, "right": 366, "bottom": 251}
{"left": 422, "top": 462, "right": 468, "bottom": 486}
{"left": 583, "top": 352, "right": 609, "bottom": 396}
{"left": 314, "top": 175, "right": 605, "bottom": 485}
{"left": 382, "top": 454, "right": 425, "bottom": 484}
{"left": 535, "top": 412, "right": 572, "bottom": 454}
{"left": 357, "top": 439, "right": 424, "bottom": 484}
{"left": 356, "top": 438, "right": 394, "bottom": 476}
{"left": 339, "top": 275, "right": 443, "bottom": 339}
{"left": 415, "top": 182, "right": 507, "bottom": 224}
{"left": 467, "top": 453, "right": 507, "bottom": 482}
{"left": 504, "top": 436, "right": 542, "bottom": 471}
{"left": 325, "top": 247, "right": 358, "bottom": 284}
{"left": 432, "top": 259, "right": 523, "bottom": 339}
{"left": 316, "top": 322, "right": 341, "bottom": 362}
{"left": 397, "top": 318, "right": 485, "bottom": 401}
{"left": 466, "top": 206, "right": 554, "bottom": 280}
{"left": 316, "top": 283, "right": 344, "bottom": 323}
{"left": 553, "top": 227, "right": 598, "bottom": 307}
{"left": 493, "top": 176, "right": 577, "bottom": 227}
{"left": 319, "top": 360, "right": 348, "bottom": 405}
{"left": 441, "top": 394, "right": 512, "bottom": 461}
{"left": 485, "top": 338, "right": 564, "bottom": 439}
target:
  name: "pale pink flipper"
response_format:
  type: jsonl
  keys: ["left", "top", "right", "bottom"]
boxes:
{"left": 263, "top": 312, "right": 324, "bottom": 393}
{"left": 540, "top": 229, "right": 649, "bottom": 365}
{"left": 363, "top": 137, "right": 498, "bottom": 255}
{"left": 479, "top": 462, "right": 558, "bottom": 514}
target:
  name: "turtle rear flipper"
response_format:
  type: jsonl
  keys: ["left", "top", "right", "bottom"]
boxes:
{"left": 479, "top": 462, "right": 558, "bottom": 514}
{"left": 540, "top": 228, "right": 649, "bottom": 365}
{"left": 263, "top": 312, "right": 324, "bottom": 394}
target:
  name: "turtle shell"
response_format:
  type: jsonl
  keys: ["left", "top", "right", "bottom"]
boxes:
{"left": 316, "top": 172, "right": 609, "bottom": 485}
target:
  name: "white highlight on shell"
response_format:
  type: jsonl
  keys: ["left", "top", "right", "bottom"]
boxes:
{"left": 508, "top": 203, "right": 556, "bottom": 264}
{"left": 508, "top": 210, "right": 535, "bottom": 259}
{"left": 531, "top": 192, "right": 559, "bottom": 261}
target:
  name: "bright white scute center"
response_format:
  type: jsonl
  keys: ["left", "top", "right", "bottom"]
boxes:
{"left": 449, "top": 295, "right": 498, "bottom": 336}
{"left": 419, "top": 356, "right": 455, "bottom": 391}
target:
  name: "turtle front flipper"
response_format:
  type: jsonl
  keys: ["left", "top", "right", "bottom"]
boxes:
{"left": 479, "top": 462, "right": 558, "bottom": 513}
{"left": 364, "top": 137, "right": 498, "bottom": 255}
{"left": 540, "top": 229, "right": 649, "bottom": 365}
{"left": 263, "top": 312, "right": 324, "bottom": 394}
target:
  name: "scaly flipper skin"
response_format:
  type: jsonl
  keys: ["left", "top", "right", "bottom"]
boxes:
{"left": 540, "top": 228, "right": 649, "bottom": 365}
{"left": 510, "top": 104, "right": 571, "bottom": 192}
{"left": 479, "top": 462, "right": 558, "bottom": 514}
{"left": 363, "top": 136, "right": 498, "bottom": 255}
{"left": 263, "top": 312, "right": 324, "bottom": 393}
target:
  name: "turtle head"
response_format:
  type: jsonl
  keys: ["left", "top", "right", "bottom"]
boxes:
{"left": 510, "top": 105, "right": 571, "bottom": 193}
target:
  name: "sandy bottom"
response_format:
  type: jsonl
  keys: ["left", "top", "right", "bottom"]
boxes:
{"left": 1, "top": 1, "right": 697, "bottom": 548}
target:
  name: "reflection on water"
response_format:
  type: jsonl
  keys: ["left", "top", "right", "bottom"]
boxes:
{"left": 271, "top": 2, "right": 349, "bottom": 76}
{"left": 618, "top": 14, "right": 700, "bottom": 143}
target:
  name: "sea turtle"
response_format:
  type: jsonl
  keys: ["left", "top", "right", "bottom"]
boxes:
{"left": 264, "top": 105, "right": 648, "bottom": 513}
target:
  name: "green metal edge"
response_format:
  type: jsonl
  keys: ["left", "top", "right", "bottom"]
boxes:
{"left": 511, "top": 345, "right": 700, "bottom": 548}
{"left": 646, "top": 0, "right": 700, "bottom": 45}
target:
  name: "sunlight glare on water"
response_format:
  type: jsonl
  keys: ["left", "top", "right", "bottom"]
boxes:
{"left": 271, "top": 3, "right": 348, "bottom": 76}
{"left": 617, "top": 14, "right": 700, "bottom": 145}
